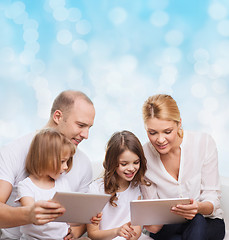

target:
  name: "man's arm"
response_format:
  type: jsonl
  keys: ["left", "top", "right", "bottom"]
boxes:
{"left": 0, "top": 180, "right": 65, "bottom": 228}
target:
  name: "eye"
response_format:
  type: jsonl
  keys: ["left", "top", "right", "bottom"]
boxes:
{"left": 148, "top": 131, "right": 156, "bottom": 135}
{"left": 165, "top": 130, "right": 172, "bottom": 134}
{"left": 120, "top": 163, "right": 127, "bottom": 166}
{"left": 134, "top": 160, "right": 140, "bottom": 165}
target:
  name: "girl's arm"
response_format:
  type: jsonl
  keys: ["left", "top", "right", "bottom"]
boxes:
{"left": 87, "top": 221, "right": 141, "bottom": 240}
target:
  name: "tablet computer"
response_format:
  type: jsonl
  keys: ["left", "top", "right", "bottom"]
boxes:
{"left": 52, "top": 192, "right": 110, "bottom": 224}
{"left": 130, "top": 198, "right": 190, "bottom": 226}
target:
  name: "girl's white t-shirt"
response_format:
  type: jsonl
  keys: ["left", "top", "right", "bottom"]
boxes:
{"left": 16, "top": 176, "right": 71, "bottom": 240}
{"left": 89, "top": 178, "right": 141, "bottom": 240}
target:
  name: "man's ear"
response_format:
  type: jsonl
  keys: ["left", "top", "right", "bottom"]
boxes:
{"left": 53, "top": 110, "right": 63, "bottom": 124}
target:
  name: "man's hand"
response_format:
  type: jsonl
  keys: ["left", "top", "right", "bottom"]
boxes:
{"left": 28, "top": 200, "right": 65, "bottom": 225}
{"left": 64, "top": 227, "right": 74, "bottom": 240}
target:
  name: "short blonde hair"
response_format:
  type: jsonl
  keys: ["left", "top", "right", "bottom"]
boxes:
{"left": 26, "top": 128, "right": 75, "bottom": 178}
{"left": 142, "top": 94, "right": 183, "bottom": 137}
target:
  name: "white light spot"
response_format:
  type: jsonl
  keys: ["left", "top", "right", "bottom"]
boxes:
{"left": 0, "top": 47, "right": 15, "bottom": 62}
{"left": 0, "top": 120, "right": 19, "bottom": 138}
{"left": 53, "top": 7, "right": 68, "bottom": 21}
{"left": 162, "top": 47, "right": 182, "bottom": 63}
{"left": 23, "top": 29, "right": 39, "bottom": 43}
{"left": 193, "top": 48, "right": 210, "bottom": 61}
{"left": 212, "top": 80, "right": 227, "bottom": 94}
{"left": 194, "top": 61, "right": 210, "bottom": 75}
{"left": 150, "top": 10, "right": 169, "bottom": 27}
{"left": 165, "top": 30, "right": 184, "bottom": 46}
{"left": 30, "top": 59, "right": 45, "bottom": 74}
{"left": 4, "top": 1, "right": 25, "bottom": 19}
{"left": 19, "top": 51, "right": 35, "bottom": 65}
{"left": 109, "top": 7, "right": 127, "bottom": 25}
{"left": 24, "top": 42, "right": 40, "bottom": 54}
{"left": 68, "top": 8, "right": 81, "bottom": 22}
{"left": 203, "top": 97, "right": 219, "bottom": 112}
{"left": 57, "top": 29, "right": 72, "bottom": 45}
{"left": 191, "top": 82, "right": 207, "bottom": 98}
{"left": 32, "top": 77, "right": 52, "bottom": 119}
{"left": 208, "top": 2, "right": 227, "bottom": 20}
{"left": 13, "top": 11, "right": 28, "bottom": 25}
{"left": 72, "top": 39, "right": 88, "bottom": 54}
{"left": 198, "top": 110, "right": 213, "bottom": 125}
{"left": 49, "top": 0, "right": 65, "bottom": 9}
{"left": 217, "top": 20, "right": 229, "bottom": 36}
{"left": 75, "top": 20, "right": 91, "bottom": 35}
{"left": 23, "top": 19, "right": 39, "bottom": 30}
{"left": 118, "top": 55, "right": 138, "bottom": 73}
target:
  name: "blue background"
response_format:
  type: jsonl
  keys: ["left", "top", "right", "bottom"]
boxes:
{"left": 0, "top": 0, "right": 229, "bottom": 177}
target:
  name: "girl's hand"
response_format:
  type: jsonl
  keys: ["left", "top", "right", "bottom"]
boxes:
{"left": 143, "top": 224, "right": 163, "bottom": 234}
{"left": 117, "top": 222, "right": 137, "bottom": 239}
{"left": 171, "top": 198, "right": 198, "bottom": 220}
{"left": 63, "top": 227, "right": 74, "bottom": 240}
{"left": 90, "top": 212, "right": 102, "bottom": 225}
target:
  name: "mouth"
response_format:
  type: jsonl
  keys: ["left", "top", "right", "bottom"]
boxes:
{"left": 156, "top": 143, "right": 168, "bottom": 149}
{"left": 124, "top": 172, "right": 136, "bottom": 178}
{"left": 72, "top": 138, "right": 82, "bottom": 146}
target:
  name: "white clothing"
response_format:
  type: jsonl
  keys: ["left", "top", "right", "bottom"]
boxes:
{"left": 16, "top": 176, "right": 71, "bottom": 240}
{"left": 0, "top": 132, "right": 92, "bottom": 239}
{"left": 141, "top": 130, "right": 223, "bottom": 219}
{"left": 89, "top": 178, "right": 142, "bottom": 240}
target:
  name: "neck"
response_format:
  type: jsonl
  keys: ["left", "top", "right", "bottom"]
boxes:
{"left": 29, "top": 175, "right": 55, "bottom": 189}
{"left": 117, "top": 178, "right": 130, "bottom": 192}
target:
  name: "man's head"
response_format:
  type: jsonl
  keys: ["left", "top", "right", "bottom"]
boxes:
{"left": 48, "top": 90, "right": 95, "bottom": 146}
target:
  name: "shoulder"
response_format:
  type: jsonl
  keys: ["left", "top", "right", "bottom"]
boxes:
{"left": 143, "top": 142, "right": 159, "bottom": 160}
{"left": 73, "top": 148, "right": 91, "bottom": 165}
{"left": 0, "top": 133, "right": 35, "bottom": 155}
{"left": 89, "top": 178, "right": 104, "bottom": 194}
{"left": 183, "top": 130, "right": 216, "bottom": 147}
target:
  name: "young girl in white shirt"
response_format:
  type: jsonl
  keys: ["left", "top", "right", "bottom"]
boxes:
{"left": 16, "top": 128, "right": 76, "bottom": 240}
{"left": 87, "top": 130, "right": 151, "bottom": 240}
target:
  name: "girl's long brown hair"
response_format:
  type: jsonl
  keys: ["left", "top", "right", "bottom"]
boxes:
{"left": 103, "top": 130, "right": 150, "bottom": 206}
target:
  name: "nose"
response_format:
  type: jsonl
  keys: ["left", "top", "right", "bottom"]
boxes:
{"left": 63, "top": 161, "right": 68, "bottom": 171}
{"left": 157, "top": 134, "right": 165, "bottom": 144}
{"left": 127, "top": 164, "right": 135, "bottom": 171}
{"left": 80, "top": 128, "right": 89, "bottom": 139}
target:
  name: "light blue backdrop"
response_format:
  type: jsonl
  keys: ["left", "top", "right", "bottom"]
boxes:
{"left": 0, "top": 0, "right": 229, "bottom": 177}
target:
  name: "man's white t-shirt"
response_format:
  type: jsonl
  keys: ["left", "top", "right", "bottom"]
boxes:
{"left": 141, "top": 130, "right": 223, "bottom": 219}
{"left": 16, "top": 176, "right": 71, "bottom": 240}
{"left": 89, "top": 178, "right": 141, "bottom": 240}
{"left": 0, "top": 132, "right": 92, "bottom": 239}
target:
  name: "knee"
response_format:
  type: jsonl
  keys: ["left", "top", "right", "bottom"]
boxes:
{"left": 191, "top": 213, "right": 207, "bottom": 229}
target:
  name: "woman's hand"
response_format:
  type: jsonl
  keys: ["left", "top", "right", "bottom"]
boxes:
{"left": 171, "top": 198, "right": 198, "bottom": 220}
{"left": 116, "top": 222, "right": 137, "bottom": 239}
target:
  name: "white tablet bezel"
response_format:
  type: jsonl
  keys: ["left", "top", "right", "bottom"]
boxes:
{"left": 130, "top": 198, "right": 191, "bottom": 226}
{"left": 52, "top": 192, "right": 110, "bottom": 224}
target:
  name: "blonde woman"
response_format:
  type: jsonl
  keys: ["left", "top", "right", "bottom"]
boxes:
{"left": 141, "top": 94, "right": 225, "bottom": 240}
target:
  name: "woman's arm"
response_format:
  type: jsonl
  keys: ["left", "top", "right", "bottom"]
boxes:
{"left": 171, "top": 198, "right": 214, "bottom": 219}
